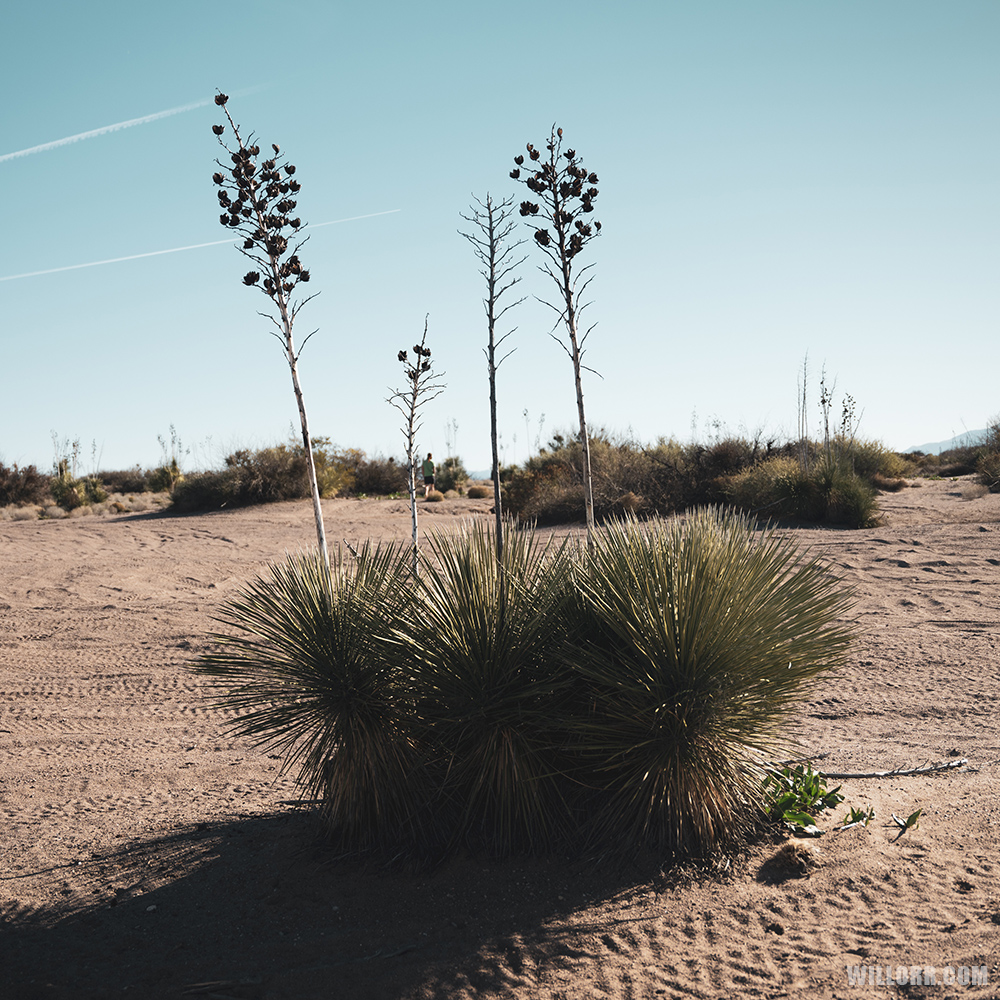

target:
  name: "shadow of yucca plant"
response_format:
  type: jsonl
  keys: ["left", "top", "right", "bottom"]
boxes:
{"left": 396, "top": 521, "right": 576, "bottom": 855}
{"left": 565, "top": 509, "right": 855, "bottom": 854}
{"left": 195, "top": 543, "right": 430, "bottom": 852}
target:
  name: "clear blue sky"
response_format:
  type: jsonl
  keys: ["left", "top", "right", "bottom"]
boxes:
{"left": 2, "top": 1, "right": 996, "bottom": 474}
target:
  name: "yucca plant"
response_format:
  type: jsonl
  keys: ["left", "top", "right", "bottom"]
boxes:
{"left": 194, "top": 543, "right": 430, "bottom": 851}
{"left": 395, "top": 519, "right": 576, "bottom": 855}
{"left": 565, "top": 508, "right": 855, "bottom": 854}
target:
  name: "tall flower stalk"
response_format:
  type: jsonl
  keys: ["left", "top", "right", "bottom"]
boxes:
{"left": 388, "top": 319, "right": 445, "bottom": 578}
{"left": 211, "top": 92, "right": 328, "bottom": 569}
{"left": 511, "top": 126, "right": 602, "bottom": 542}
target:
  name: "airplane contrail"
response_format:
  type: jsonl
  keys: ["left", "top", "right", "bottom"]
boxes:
{"left": 0, "top": 211, "right": 402, "bottom": 282}
{"left": 0, "top": 97, "right": 217, "bottom": 164}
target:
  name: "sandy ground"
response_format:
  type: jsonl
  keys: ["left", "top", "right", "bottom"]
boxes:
{"left": 1, "top": 480, "right": 998, "bottom": 999}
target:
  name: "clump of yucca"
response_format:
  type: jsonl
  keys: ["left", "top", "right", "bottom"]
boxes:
{"left": 567, "top": 509, "right": 854, "bottom": 853}
{"left": 195, "top": 543, "right": 431, "bottom": 852}
{"left": 396, "top": 522, "right": 575, "bottom": 855}
{"left": 196, "top": 510, "right": 854, "bottom": 859}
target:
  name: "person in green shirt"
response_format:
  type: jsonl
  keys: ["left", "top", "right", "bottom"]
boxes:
{"left": 422, "top": 453, "right": 435, "bottom": 497}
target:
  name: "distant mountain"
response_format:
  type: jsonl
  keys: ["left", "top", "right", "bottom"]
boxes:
{"left": 904, "top": 429, "right": 987, "bottom": 455}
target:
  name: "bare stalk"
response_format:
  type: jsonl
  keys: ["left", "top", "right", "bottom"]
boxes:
{"left": 210, "top": 93, "right": 329, "bottom": 571}
{"left": 388, "top": 318, "right": 446, "bottom": 578}
{"left": 459, "top": 193, "right": 525, "bottom": 571}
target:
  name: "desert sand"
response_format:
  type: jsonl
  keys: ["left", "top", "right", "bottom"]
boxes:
{"left": 1, "top": 479, "right": 998, "bottom": 999}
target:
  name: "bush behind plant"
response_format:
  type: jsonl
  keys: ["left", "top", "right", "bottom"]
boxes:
{"left": 504, "top": 430, "right": 887, "bottom": 529}
{"left": 436, "top": 455, "right": 468, "bottom": 494}
{"left": 0, "top": 462, "right": 51, "bottom": 506}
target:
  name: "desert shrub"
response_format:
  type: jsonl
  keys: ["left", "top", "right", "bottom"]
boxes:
{"left": 975, "top": 417, "right": 1000, "bottom": 492}
{"left": 147, "top": 459, "right": 184, "bottom": 493}
{"left": 170, "top": 442, "right": 413, "bottom": 511}
{"left": 435, "top": 455, "right": 468, "bottom": 494}
{"left": 48, "top": 462, "right": 107, "bottom": 509}
{"left": 425, "top": 490, "right": 445, "bottom": 502}
{"left": 566, "top": 510, "right": 854, "bottom": 853}
{"left": 310, "top": 439, "right": 364, "bottom": 497}
{"left": 726, "top": 456, "right": 807, "bottom": 516}
{"left": 822, "top": 466, "right": 879, "bottom": 527}
{"left": 870, "top": 473, "right": 908, "bottom": 492}
{"left": 196, "top": 512, "right": 853, "bottom": 859}
{"left": 397, "top": 523, "right": 577, "bottom": 854}
{"left": 171, "top": 446, "right": 309, "bottom": 512}
{"left": 0, "top": 462, "right": 50, "bottom": 506}
{"left": 466, "top": 485, "right": 492, "bottom": 499}
{"left": 848, "top": 438, "right": 907, "bottom": 481}
{"left": 82, "top": 477, "right": 108, "bottom": 504}
{"left": 196, "top": 543, "right": 429, "bottom": 852}
{"left": 352, "top": 456, "right": 408, "bottom": 496}
{"left": 99, "top": 467, "right": 150, "bottom": 493}
{"left": 936, "top": 460, "right": 978, "bottom": 477}
{"left": 726, "top": 457, "right": 879, "bottom": 528}
{"left": 503, "top": 431, "right": 773, "bottom": 524}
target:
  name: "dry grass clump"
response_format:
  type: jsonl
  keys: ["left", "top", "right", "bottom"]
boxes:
{"left": 425, "top": 490, "right": 445, "bottom": 502}
{"left": 1, "top": 505, "right": 45, "bottom": 522}
{"left": 466, "top": 484, "right": 492, "bottom": 499}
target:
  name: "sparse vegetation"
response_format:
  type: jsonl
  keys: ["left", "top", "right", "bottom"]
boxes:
{"left": 763, "top": 763, "right": 845, "bottom": 836}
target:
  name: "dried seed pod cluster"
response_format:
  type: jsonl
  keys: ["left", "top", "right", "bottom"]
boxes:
{"left": 210, "top": 93, "right": 310, "bottom": 301}
{"left": 510, "top": 126, "right": 602, "bottom": 259}
{"left": 397, "top": 342, "right": 433, "bottom": 383}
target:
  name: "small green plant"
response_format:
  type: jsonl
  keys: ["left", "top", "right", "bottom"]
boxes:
{"left": 763, "top": 763, "right": 845, "bottom": 836}
{"left": 891, "top": 808, "right": 922, "bottom": 834}
{"left": 840, "top": 805, "right": 875, "bottom": 830}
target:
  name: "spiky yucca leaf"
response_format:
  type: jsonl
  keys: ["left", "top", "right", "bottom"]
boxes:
{"left": 567, "top": 508, "right": 855, "bottom": 854}
{"left": 396, "top": 519, "right": 575, "bottom": 854}
{"left": 194, "top": 543, "right": 427, "bottom": 850}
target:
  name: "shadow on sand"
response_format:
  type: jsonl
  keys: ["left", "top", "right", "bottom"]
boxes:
{"left": 2, "top": 810, "right": 709, "bottom": 1000}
